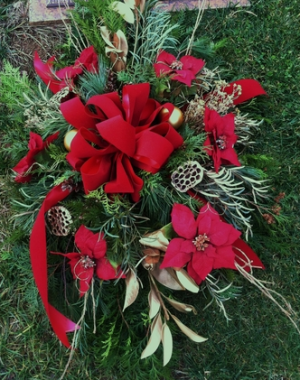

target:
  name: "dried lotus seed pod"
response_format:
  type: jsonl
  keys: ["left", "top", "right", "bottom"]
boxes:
{"left": 171, "top": 161, "right": 204, "bottom": 192}
{"left": 47, "top": 206, "right": 73, "bottom": 236}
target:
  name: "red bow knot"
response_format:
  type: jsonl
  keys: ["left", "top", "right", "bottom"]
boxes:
{"left": 61, "top": 83, "right": 183, "bottom": 201}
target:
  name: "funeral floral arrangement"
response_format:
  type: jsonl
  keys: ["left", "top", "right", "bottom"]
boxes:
{"left": 5, "top": 0, "right": 293, "bottom": 372}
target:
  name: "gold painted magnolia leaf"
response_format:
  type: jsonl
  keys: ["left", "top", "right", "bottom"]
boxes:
{"left": 170, "top": 313, "right": 207, "bottom": 343}
{"left": 141, "top": 314, "right": 163, "bottom": 359}
{"left": 123, "top": 269, "right": 139, "bottom": 311}
{"left": 139, "top": 229, "right": 169, "bottom": 252}
{"left": 124, "top": 0, "right": 136, "bottom": 8}
{"left": 162, "top": 323, "right": 173, "bottom": 366}
{"left": 111, "top": 1, "right": 134, "bottom": 23}
{"left": 176, "top": 268, "right": 199, "bottom": 293}
{"left": 148, "top": 287, "right": 161, "bottom": 319}
{"left": 162, "top": 294, "right": 197, "bottom": 315}
{"left": 151, "top": 265, "right": 184, "bottom": 291}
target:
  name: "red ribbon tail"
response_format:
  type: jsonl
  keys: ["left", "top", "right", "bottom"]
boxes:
{"left": 233, "top": 238, "right": 265, "bottom": 272}
{"left": 49, "top": 304, "right": 80, "bottom": 347}
{"left": 30, "top": 184, "right": 79, "bottom": 348}
{"left": 224, "top": 79, "right": 267, "bottom": 105}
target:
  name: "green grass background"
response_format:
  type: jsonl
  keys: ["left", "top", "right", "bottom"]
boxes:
{"left": 1, "top": 0, "right": 300, "bottom": 379}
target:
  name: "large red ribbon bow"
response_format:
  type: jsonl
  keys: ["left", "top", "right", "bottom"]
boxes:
{"left": 60, "top": 83, "right": 184, "bottom": 201}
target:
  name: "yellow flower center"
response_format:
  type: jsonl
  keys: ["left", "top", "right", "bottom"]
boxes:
{"left": 80, "top": 256, "right": 95, "bottom": 269}
{"left": 193, "top": 233, "right": 210, "bottom": 251}
{"left": 170, "top": 60, "right": 183, "bottom": 70}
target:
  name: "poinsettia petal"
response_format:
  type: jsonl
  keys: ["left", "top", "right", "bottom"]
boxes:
{"left": 44, "top": 131, "right": 59, "bottom": 147}
{"left": 78, "top": 267, "right": 94, "bottom": 297}
{"left": 74, "top": 46, "right": 98, "bottom": 72}
{"left": 171, "top": 203, "right": 197, "bottom": 240}
{"left": 221, "top": 112, "right": 235, "bottom": 136}
{"left": 196, "top": 212, "right": 212, "bottom": 236}
{"left": 191, "top": 248, "right": 215, "bottom": 281}
{"left": 93, "top": 232, "right": 107, "bottom": 259}
{"left": 95, "top": 257, "right": 119, "bottom": 280}
{"left": 51, "top": 252, "right": 80, "bottom": 260}
{"left": 213, "top": 246, "right": 236, "bottom": 270}
{"left": 156, "top": 50, "right": 177, "bottom": 66}
{"left": 153, "top": 63, "right": 173, "bottom": 77}
{"left": 67, "top": 257, "right": 94, "bottom": 291}
{"left": 56, "top": 66, "right": 82, "bottom": 80}
{"left": 220, "top": 147, "right": 241, "bottom": 167}
{"left": 172, "top": 69, "right": 195, "bottom": 86}
{"left": 33, "top": 52, "right": 63, "bottom": 94}
{"left": 28, "top": 132, "right": 44, "bottom": 151}
{"left": 204, "top": 108, "right": 219, "bottom": 133}
{"left": 12, "top": 156, "right": 32, "bottom": 182}
{"left": 209, "top": 221, "right": 238, "bottom": 247}
{"left": 203, "top": 135, "right": 213, "bottom": 156}
{"left": 160, "top": 238, "right": 194, "bottom": 269}
{"left": 75, "top": 225, "right": 102, "bottom": 257}
{"left": 187, "top": 261, "right": 203, "bottom": 285}
{"left": 180, "top": 55, "right": 205, "bottom": 75}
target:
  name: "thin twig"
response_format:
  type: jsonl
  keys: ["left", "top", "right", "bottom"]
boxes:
{"left": 186, "top": 0, "right": 206, "bottom": 56}
{"left": 59, "top": 292, "right": 88, "bottom": 380}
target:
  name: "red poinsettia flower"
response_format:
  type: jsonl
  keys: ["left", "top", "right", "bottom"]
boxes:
{"left": 12, "top": 131, "right": 59, "bottom": 183}
{"left": 52, "top": 225, "right": 123, "bottom": 297}
{"left": 60, "top": 82, "right": 183, "bottom": 201}
{"left": 160, "top": 203, "right": 241, "bottom": 284}
{"left": 73, "top": 46, "right": 98, "bottom": 72}
{"left": 203, "top": 107, "right": 241, "bottom": 173}
{"left": 34, "top": 46, "right": 98, "bottom": 94}
{"left": 153, "top": 50, "right": 205, "bottom": 87}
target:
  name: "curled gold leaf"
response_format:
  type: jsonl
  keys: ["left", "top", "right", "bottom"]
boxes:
{"left": 170, "top": 313, "right": 207, "bottom": 343}
{"left": 162, "top": 323, "right": 173, "bottom": 366}
{"left": 176, "top": 268, "right": 199, "bottom": 293}
{"left": 139, "top": 230, "right": 169, "bottom": 252}
{"left": 123, "top": 268, "right": 139, "bottom": 311}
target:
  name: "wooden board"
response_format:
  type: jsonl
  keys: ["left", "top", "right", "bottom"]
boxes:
{"left": 29, "top": 0, "right": 250, "bottom": 26}
{"left": 156, "top": 0, "right": 250, "bottom": 11}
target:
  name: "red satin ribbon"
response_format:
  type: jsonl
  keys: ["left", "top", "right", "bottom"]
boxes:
{"left": 224, "top": 79, "right": 267, "bottom": 105}
{"left": 30, "top": 184, "right": 79, "bottom": 348}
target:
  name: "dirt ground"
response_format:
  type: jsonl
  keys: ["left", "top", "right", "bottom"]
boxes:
{"left": 1, "top": 0, "right": 66, "bottom": 75}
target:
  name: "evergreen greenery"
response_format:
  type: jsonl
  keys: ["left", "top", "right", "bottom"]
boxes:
{"left": 70, "top": 0, "right": 125, "bottom": 56}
